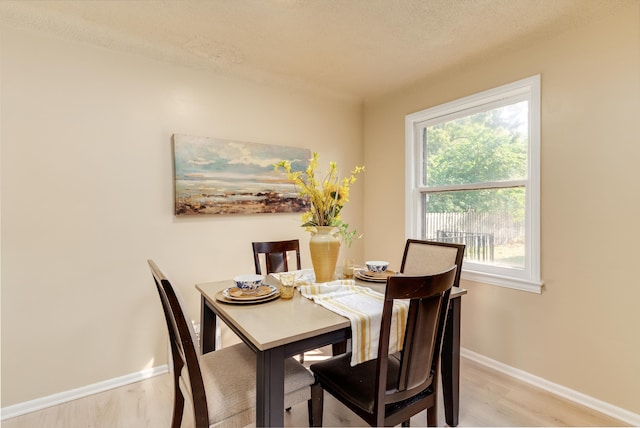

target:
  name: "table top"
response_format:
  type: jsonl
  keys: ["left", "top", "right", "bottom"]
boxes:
{"left": 196, "top": 275, "right": 466, "bottom": 352}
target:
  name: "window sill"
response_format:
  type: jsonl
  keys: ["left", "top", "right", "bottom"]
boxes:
{"left": 461, "top": 269, "right": 544, "bottom": 294}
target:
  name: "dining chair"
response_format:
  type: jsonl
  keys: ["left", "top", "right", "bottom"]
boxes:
{"left": 400, "top": 239, "right": 465, "bottom": 288}
{"left": 309, "top": 266, "right": 458, "bottom": 427}
{"left": 252, "top": 239, "right": 305, "bottom": 365}
{"left": 252, "top": 239, "right": 302, "bottom": 275}
{"left": 147, "top": 260, "right": 319, "bottom": 428}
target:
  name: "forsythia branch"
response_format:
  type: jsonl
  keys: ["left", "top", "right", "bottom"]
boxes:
{"left": 274, "top": 152, "right": 364, "bottom": 247}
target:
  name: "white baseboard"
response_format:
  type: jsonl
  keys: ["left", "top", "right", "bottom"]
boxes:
{"left": 1, "top": 365, "right": 169, "bottom": 421}
{"left": 461, "top": 348, "right": 640, "bottom": 427}
{"left": 5, "top": 350, "right": 639, "bottom": 425}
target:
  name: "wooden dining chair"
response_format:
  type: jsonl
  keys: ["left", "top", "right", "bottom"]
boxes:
{"left": 252, "top": 239, "right": 301, "bottom": 275}
{"left": 252, "top": 239, "right": 305, "bottom": 365}
{"left": 309, "top": 266, "right": 458, "bottom": 427}
{"left": 147, "top": 260, "right": 319, "bottom": 428}
{"left": 401, "top": 239, "right": 465, "bottom": 288}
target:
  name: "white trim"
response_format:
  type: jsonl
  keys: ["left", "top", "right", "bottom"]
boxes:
{"left": 526, "top": 75, "right": 542, "bottom": 288}
{"left": 461, "top": 348, "right": 640, "bottom": 427}
{"left": 406, "top": 79, "right": 535, "bottom": 124}
{"left": 0, "top": 365, "right": 169, "bottom": 420}
{"left": 462, "top": 269, "right": 543, "bottom": 294}
{"left": 405, "top": 116, "right": 420, "bottom": 239}
{"left": 5, "top": 353, "right": 639, "bottom": 426}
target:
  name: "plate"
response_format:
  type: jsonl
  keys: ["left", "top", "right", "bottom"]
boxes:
{"left": 355, "top": 269, "right": 397, "bottom": 283}
{"left": 216, "top": 287, "right": 280, "bottom": 305}
{"left": 223, "top": 285, "right": 278, "bottom": 301}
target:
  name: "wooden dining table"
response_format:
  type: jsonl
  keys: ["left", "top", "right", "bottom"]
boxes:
{"left": 196, "top": 275, "right": 466, "bottom": 427}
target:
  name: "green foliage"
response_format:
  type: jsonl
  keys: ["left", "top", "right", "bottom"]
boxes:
{"left": 424, "top": 103, "right": 528, "bottom": 215}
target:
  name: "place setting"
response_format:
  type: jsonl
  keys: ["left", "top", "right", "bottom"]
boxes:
{"left": 215, "top": 274, "right": 280, "bottom": 304}
{"left": 354, "top": 260, "right": 398, "bottom": 283}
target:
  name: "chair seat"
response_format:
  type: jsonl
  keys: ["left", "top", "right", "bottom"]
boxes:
{"left": 311, "top": 352, "right": 418, "bottom": 414}
{"left": 180, "top": 343, "right": 314, "bottom": 427}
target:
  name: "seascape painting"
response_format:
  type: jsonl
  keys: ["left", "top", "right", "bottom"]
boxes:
{"left": 173, "top": 134, "right": 311, "bottom": 215}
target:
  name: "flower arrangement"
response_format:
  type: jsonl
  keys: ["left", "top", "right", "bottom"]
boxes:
{"left": 274, "top": 152, "right": 364, "bottom": 246}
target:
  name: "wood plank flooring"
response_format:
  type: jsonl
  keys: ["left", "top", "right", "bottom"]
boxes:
{"left": 2, "top": 350, "right": 628, "bottom": 427}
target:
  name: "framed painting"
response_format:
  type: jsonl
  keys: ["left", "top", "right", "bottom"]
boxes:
{"left": 173, "top": 134, "right": 310, "bottom": 215}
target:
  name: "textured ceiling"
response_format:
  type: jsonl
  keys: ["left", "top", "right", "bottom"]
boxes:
{"left": 0, "top": 0, "right": 626, "bottom": 100}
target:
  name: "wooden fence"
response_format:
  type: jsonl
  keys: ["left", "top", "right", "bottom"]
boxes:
{"left": 424, "top": 211, "right": 524, "bottom": 261}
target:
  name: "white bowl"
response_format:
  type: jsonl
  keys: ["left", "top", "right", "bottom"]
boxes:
{"left": 233, "top": 274, "right": 263, "bottom": 291}
{"left": 365, "top": 261, "right": 389, "bottom": 273}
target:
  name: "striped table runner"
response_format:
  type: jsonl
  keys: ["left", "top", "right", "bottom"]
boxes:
{"left": 299, "top": 280, "right": 409, "bottom": 366}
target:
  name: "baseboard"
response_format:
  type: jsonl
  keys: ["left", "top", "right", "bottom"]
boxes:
{"left": 1, "top": 365, "right": 169, "bottom": 421}
{"left": 461, "top": 348, "right": 640, "bottom": 427}
{"left": 5, "top": 352, "right": 639, "bottom": 425}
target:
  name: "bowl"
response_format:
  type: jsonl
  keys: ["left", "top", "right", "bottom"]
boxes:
{"left": 365, "top": 261, "right": 389, "bottom": 273}
{"left": 233, "top": 274, "right": 264, "bottom": 291}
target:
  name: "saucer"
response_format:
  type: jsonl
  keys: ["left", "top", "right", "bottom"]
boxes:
{"left": 355, "top": 269, "right": 397, "bottom": 283}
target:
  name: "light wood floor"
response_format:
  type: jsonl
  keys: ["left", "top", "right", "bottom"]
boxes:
{"left": 2, "top": 350, "right": 628, "bottom": 428}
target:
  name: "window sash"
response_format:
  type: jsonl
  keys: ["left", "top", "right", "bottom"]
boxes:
{"left": 416, "top": 180, "right": 527, "bottom": 193}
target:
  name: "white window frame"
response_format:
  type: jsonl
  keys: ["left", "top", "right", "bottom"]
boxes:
{"left": 405, "top": 75, "right": 543, "bottom": 293}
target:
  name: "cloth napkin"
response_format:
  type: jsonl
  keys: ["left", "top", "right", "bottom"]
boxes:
{"left": 270, "top": 269, "right": 316, "bottom": 286}
{"left": 299, "top": 280, "right": 409, "bottom": 366}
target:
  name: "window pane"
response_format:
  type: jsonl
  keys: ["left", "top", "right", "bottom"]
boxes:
{"left": 423, "top": 101, "right": 528, "bottom": 186}
{"left": 422, "top": 188, "right": 525, "bottom": 268}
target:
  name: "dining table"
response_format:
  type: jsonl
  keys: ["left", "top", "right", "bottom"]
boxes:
{"left": 196, "top": 273, "right": 466, "bottom": 427}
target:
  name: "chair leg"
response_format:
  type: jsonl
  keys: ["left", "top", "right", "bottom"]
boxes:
{"left": 308, "top": 383, "right": 324, "bottom": 427}
{"left": 426, "top": 407, "right": 437, "bottom": 427}
{"left": 171, "top": 399, "right": 184, "bottom": 428}
{"left": 427, "top": 363, "right": 439, "bottom": 427}
{"left": 402, "top": 419, "right": 411, "bottom": 427}
{"left": 170, "top": 357, "right": 185, "bottom": 428}
{"left": 171, "top": 378, "right": 185, "bottom": 428}
{"left": 299, "top": 353, "right": 305, "bottom": 363}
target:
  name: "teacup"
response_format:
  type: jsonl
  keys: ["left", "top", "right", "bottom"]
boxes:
{"left": 233, "top": 274, "right": 263, "bottom": 292}
{"left": 365, "top": 261, "right": 389, "bottom": 273}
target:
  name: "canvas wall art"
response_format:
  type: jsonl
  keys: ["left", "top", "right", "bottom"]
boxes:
{"left": 173, "top": 134, "right": 310, "bottom": 215}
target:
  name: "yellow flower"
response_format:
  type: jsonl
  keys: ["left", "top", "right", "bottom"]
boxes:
{"left": 274, "top": 152, "right": 364, "bottom": 246}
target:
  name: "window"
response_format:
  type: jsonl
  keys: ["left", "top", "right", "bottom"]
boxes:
{"left": 405, "top": 76, "right": 542, "bottom": 293}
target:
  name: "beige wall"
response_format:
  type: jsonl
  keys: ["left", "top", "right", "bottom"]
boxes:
{"left": 363, "top": 4, "right": 640, "bottom": 414}
{"left": 0, "top": 26, "right": 364, "bottom": 406}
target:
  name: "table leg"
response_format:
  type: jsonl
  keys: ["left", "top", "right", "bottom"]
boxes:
{"left": 256, "top": 347, "right": 285, "bottom": 427}
{"left": 331, "top": 341, "right": 347, "bottom": 355}
{"left": 442, "top": 297, "right": 461, "bottom": 426}
{"left": 200, "top": 296, "right": 217, "bottom": 354}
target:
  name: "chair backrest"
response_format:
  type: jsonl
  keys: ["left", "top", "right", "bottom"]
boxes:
{"left": 375, "top": 266, "right": 457, "bottom": 418}
{"left": 400, "top": 239, "right": 465, "bottom": 289}
{"left": 148, "top": 260, "right": 209, "bottom": 427}
{"left": 252, "top": 239, "right": 301, "bottom": 274}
